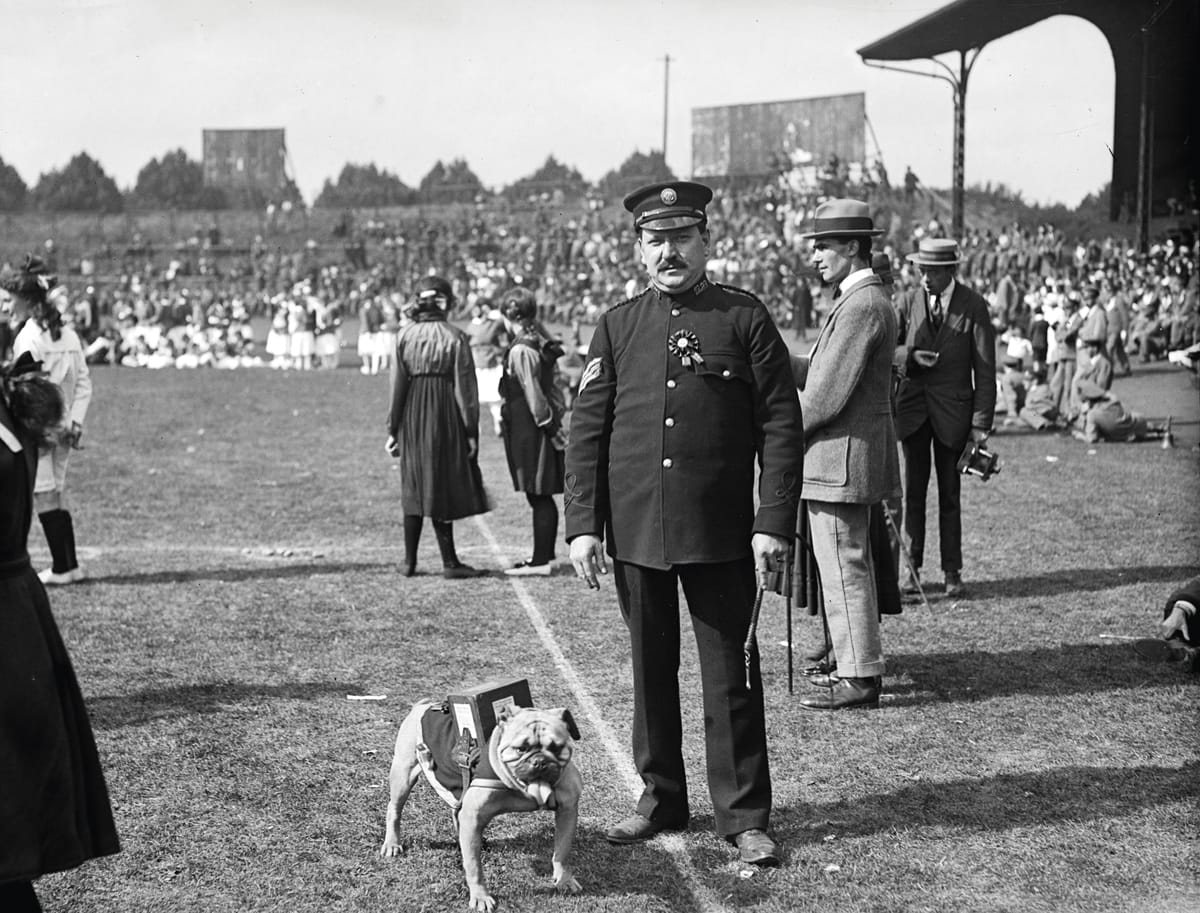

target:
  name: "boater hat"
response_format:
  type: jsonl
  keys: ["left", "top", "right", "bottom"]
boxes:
{"left": 799, "top": 199, "right": 883, "bottom": 239}
{"left": 907, "top": 238, "right": 960, "bottom": 267}
{"left": 623, "top": 181, "right": 713, "bottom": 231}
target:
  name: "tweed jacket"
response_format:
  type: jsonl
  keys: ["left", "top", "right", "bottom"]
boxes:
{"left": 894, "top": 282, "right": 997, "bottom": 449}
{"left": 564, "top": 277, "right": 803, "bottom": 569}
{"left": 793, "top": 274, "right": 900, "bottom": 504}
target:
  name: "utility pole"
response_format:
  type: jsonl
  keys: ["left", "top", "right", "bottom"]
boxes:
{"left": 662, "top": 54, "right": 671, "bottom": 161}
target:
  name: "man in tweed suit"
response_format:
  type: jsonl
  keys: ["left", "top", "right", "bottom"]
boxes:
{"left": 894, "top": 238, "right": 996, "bottom": 598}
{"left": 793, "top": 199, "right": 901, "bottom": 710}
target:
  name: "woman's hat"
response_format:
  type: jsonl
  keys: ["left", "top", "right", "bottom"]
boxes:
{"left": 500, "top": 286, "right": 538, "bottom": 321}
{"left": 799, "top": 199, "right": 882, "bottom": 239}
{"left": 906, "top": 238, "right": 960, "bottom": 267}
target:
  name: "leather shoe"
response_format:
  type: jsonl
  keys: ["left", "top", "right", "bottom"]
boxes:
{"left": 442, "top": 563, "right": 488, "bottom": 579}
{"left": 944, "top": 571, "right": 966, "bottom": 598}
{"left": 605, "top": 814, "right": 687, "bottom": 845}
{"left": 803, "top": 643, "right": 832, "bottom": 662}
{"left": 807, "top": 671, "right": 840, "bottom": 688}
{"left": 800, "top": 676, "right": 881, "bottom": 710}
{"left": 801, "top": 659, "right": 837, "bottom": 677}
{"left": 734, "top": 828, "right": 780, "bottom": 866}
{"left": 901, "top": 571, "right": 922, "bottom": 596}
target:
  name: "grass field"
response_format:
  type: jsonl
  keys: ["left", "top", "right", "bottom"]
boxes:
{"left": 29, "top": 352, "right": 1200, "bottom": 913}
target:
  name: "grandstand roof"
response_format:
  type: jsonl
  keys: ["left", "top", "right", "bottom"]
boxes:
{"left": 857, "top": 0, "right": 1199, "bottom": 229}
{"left": 856, "top": 0, "right": 1084, "bottom": 59}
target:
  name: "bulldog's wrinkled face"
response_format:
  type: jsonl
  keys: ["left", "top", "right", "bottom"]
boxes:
{"left": 495, "top": 708, "right": 580, "bottom": 790}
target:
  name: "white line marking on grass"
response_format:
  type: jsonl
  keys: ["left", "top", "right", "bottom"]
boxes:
{"left": 472, "top": 516, "right": 729, "bottom": 913}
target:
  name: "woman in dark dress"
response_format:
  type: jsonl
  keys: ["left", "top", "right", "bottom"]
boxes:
{"left": 497, "top": 288, "right": 567, "bottom": 576}
{"left": 0, "top": 353, "right": 119, "bottom": 912}
{"left": 386, "top": 276, "right": 490, "bottom": 578}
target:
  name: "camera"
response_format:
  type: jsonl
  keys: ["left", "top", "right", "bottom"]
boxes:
{"left": 957, "top": 440, "right": 1001, "bottom": 481}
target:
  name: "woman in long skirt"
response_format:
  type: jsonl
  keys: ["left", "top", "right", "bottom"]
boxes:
{"left": 0, "top": 345, "right": 119, "bottom": 912}
{"left": 386, "top": 276, "right": 490, "bottom": 578}
{"left": 496, "top": 287, "right": 567, "bottom": 576}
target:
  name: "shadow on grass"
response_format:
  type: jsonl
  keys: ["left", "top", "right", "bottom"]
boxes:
{"left": 970, "top": 563, "right": 1197, "bottom": 600}
{"left": 88, "top": 680, "right": 355, "bottom": 729}
{"left": 415, "top": 825, "right": 710, "bottom": 911}
{"left": 775, "top": 761, "right": 1198, "bottom": 843}
{"left": 886, "top": 640, "right": 1192, "bottom": 704}
{"left": 94, "top": 561, "right": 386, "bottom": 586}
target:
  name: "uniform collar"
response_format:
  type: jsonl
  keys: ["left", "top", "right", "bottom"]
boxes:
{"left": 655, "top": 275, "right": 711, "bottom": 302}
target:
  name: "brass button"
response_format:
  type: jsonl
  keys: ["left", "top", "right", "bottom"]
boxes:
{"left": 671, "top": 308, "right": 680, "bottom": 317}
{"left": 665, "top": 417, "right": 675, "bottom": 427}
{"left": 662, "top": 458, "right": 673, "bottom": 468}
{"left": 666, "top": 379, "right": 677, "bottom": 389}
{"left": 722, "top": 369, "right": 731, "bottom": 378}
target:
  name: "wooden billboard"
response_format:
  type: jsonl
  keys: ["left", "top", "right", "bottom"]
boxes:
{"left": 692, "top": 93, "right": 866, "bottom": 179}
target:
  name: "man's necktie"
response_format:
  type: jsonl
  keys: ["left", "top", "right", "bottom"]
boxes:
{"left": 832, "top": 284, "right": 842, "bottom": 300}
{"left": 930, "top": 294, "right": 942, "bottom": 329}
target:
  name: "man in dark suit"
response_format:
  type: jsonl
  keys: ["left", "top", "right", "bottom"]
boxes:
{"left": 791, "top": 200, "right": 900, "bottom": 710}
{"left": 565, "top": 180, "right": 802, "bottom": 866}
{"left": 894, "top": 238, "right": 996, "bottom": 598}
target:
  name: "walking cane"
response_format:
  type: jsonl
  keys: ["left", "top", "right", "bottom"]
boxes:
{"left": 880, "top": 501, "right": 932, "bottom": 613}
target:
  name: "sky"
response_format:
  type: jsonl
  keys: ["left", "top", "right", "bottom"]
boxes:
{"left": 0, "top": 0, "right": 1118, "bottom": 208}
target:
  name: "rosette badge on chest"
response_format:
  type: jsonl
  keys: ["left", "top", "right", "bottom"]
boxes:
{"left": 668, "top": 328, "right": 704, "bottom": 368}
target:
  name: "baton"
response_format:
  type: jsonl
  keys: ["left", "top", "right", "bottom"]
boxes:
{"left": 744, "top": 584, "right": 765, "bottom": 691}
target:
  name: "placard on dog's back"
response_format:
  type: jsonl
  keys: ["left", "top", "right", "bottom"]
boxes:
{"left": 448, "top": 679, "right": 533, "bottom": 740}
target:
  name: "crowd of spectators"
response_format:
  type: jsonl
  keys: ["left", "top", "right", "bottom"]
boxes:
{"left": 1, "top": 172, "right": 1196, "bottom": 393}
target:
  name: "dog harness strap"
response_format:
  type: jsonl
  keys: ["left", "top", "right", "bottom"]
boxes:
{"left": 416, "top": 742, "right": 462, "bottom": 809}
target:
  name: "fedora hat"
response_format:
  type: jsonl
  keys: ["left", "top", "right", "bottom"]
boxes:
{"left": 799, "top": 199, "right": 882, "bottom": 239}
{"left": 907, "top": 238, "right": 960, "bottom": 267}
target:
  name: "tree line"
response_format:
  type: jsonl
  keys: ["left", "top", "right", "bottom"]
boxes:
{"left": 0, "top": 149, "right": 675, "bottom": 213}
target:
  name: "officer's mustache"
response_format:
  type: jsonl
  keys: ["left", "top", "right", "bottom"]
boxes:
{"left": 660, "top": 256, "right": 689, "bottom": 271}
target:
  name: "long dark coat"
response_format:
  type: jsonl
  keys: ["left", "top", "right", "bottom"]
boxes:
{"left": 0, "top": 398, "right": 119, "bottom": 883}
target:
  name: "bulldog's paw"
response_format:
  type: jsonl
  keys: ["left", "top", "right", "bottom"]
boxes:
{"left": 379, "top": 837, "right": 404, "bottom": 858}
{"left": 554, "top": 873, "right": 583, "bottom": 895}
{"left": 467, "top": 888, "right": 497, "bottom": 912}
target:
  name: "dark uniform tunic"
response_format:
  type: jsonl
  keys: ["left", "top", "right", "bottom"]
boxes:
{"left": 565, "top": 278, "right": 801, "bottom": 564}
{"left": 564, "top": 277, "right": 802, "bottom": 837}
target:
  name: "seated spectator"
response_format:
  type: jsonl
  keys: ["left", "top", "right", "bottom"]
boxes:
{"left": 1134, "top": 575, "right": 1199, "bottom": 673}
{"left": 1072, "top": 380, "right": 1173, "bottom": 444}
{"left": 1016, "top": 367, "right": 1063, "bottom": 431}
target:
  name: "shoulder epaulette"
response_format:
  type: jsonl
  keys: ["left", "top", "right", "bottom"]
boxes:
{"left": 715, "top": 283, "right": 766, "bottom": 306}
{"left": 606, "top": 285, "right": 652, "bottom": 313}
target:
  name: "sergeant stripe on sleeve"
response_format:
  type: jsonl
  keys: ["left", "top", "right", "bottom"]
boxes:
{"left": 577, "top": 357, "right": 603, "bottom": 395}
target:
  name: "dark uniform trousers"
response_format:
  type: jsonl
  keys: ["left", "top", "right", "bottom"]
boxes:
{"left": 612, "top": 557, "right": 770, "bottom": 838}
{"left": 902, "top": 418, "right": 963, "bottom": 573}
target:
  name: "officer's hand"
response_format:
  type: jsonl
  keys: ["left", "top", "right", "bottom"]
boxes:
{"left": 385, "top": 435, "right": 400, "bottom": 458}
{"left": 467, "top": 436, "right": 479, "bottom": 460}
{"left": 751, "top": 533, "right": 791, "bottom": 590}
{"left": 969, "top": 428, "right": 990, "bottom": 444}
{"left": 569, "top": 535, "right": 607, "bottom": 590}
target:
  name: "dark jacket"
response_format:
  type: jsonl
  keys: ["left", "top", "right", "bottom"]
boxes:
{"left": 564, "top": 277, "right": 803, "bottom": 569}
{"left": 894, "top": 282, "right": 997, "bottom": 449}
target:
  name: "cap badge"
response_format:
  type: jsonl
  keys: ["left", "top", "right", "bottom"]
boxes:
{"left": 668, "top": 328, "right": 705, "bottom": 368}
{"left": 660, "top": 188, "right": 678, "bottom": 205}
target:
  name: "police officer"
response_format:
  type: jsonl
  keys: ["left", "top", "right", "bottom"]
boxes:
{"left": 565, "top": 180, "right": 802, "bottom": 866}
